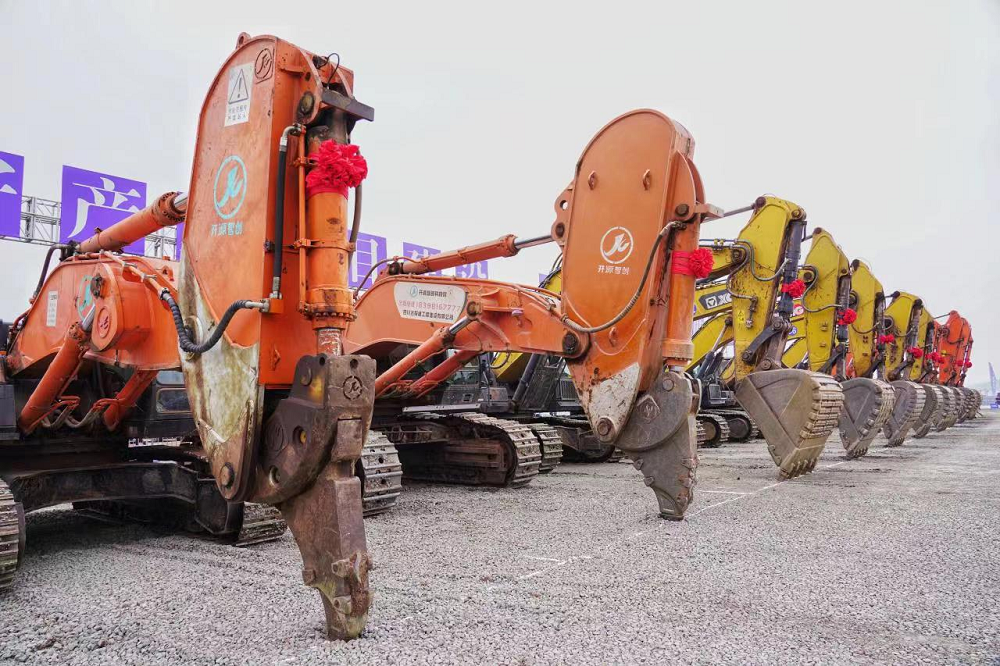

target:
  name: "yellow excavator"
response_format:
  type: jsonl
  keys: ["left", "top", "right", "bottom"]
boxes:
{"left": 690, "top": 197, "right": 845, "bottom": 477}
{"left": 879, "top": 292, "right": 932, "bottom": 445}
{"left": 778, "top": 230, "right": 895, "bottom": 458}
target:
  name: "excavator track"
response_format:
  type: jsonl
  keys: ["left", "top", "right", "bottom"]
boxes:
{"left": 696, "top": 413, "right": 731, "bottom": 448}
{"left": 233, "top": 504, "right": 288, "bottom": 547}
{"left": 526, "top": 423, "right": 564, "bottom": 473}
{"left": 358, "top": 430, "right": 403, "bottom": 517}
{"left": 0, "top": 480, "right": 24, "bottom": 591}
{"left": 381, "top": 413, "right": 542, "bottom": 488}
{"left": 696, "top": 421, "right": 708, "bottom": 445}
{"left": 711, "top": 409, "right": 759, "bottom": 442}
{"left": 75, "top": 498, "right": 288, "bottom": 547}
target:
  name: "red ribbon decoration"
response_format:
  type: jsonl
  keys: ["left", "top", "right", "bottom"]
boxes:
{"left": 780, "top": 278, "right": 806, "bottom": 299}
{"left": 877, "top": 334, "right": 896, "bottom": 345}
{"left": 837, "top": 308, "right": 857, "bottom": 326}
{"left": 671, "top": 248, "right": 715, "bottom": 279}
{"left": 305, "top": 141, "right": 368, "bottom": 198}
{"left": 907, "top": 346, "right": 924, "bottom": 359}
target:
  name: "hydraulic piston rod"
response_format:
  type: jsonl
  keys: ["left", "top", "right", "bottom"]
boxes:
{"left": 76, "top": 192, "right": 187, "bottom": 254}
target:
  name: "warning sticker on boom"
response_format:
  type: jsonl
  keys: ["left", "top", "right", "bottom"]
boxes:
{"left": 393, "top": 282, "right": 467, "bottom": 323}
{"left": 225, "top": 63, "right": 254, "bottom": 127}
{"left": 46, "top": 291, "right": 58, "bottom": 327}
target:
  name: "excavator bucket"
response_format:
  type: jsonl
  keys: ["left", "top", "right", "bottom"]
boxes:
{"left": 735, "top": 369, "right": 844, "bottom": 477}
{"left": 882, "top": 380, "right": 926, "bottom": 446}
{"left": 912, "top": 385, "right": 943, "bottom": 438}
{"left": 937, "top": 387, "right": 962, "bottom": 430}
{"left": 837, "top": 378, "right": 895, "bottom": 458}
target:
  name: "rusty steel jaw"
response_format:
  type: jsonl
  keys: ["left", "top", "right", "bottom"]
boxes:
{"left": 614, "top": 371, "right": 699, "bottom": 520}
{"left": 256, "top": 354, "right": 375, "bottom": 640}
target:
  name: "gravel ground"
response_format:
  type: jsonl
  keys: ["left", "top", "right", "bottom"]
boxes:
{"left": 2, "top": 413, "right": 998, "bottom": 665}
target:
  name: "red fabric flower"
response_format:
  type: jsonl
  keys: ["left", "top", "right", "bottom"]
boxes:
{"left": 877, "top": 334, "right": 896, "bottom": 345}
{"left": 837, "top": 308, "right": 857, "bottom": 326}
{"left": 907, "top": 346, "right": 924, "bottom": 359}
{"left": 964, "top": 361, "right": 973, "bottom": 368}
{"left": 927, "top": 352, "right": 943, "bottom": 363}
{"left": 780, "top": 279, "right": 806, "bottom": 299}
{"left": 672, "top": 248, "right": 716, "bottom": 279}
{"left": 306, "top": 141, "right": 368, "bottom": 197}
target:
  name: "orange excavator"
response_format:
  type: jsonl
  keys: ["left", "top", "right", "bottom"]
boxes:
{"left": 343, "top": 109, "right": 721, "bottom": 519}
{"left": 934, "top": 312, "right": 978, "bottom": 422}
{"left": 0, "top": 35, "right": 723, "bottom": 640}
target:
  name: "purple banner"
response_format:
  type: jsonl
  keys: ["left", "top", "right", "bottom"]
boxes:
{"left": 350, "top": 232, "right": 388, "bottom": 290}
{"left": 402, "top": 242, "right": 443, "bottom": 276}
{"left": 455, "top": 260, "right": 489, "bottom": 279}
{"left": 60, "top": 166, "right": 146, "bottom": 254}
{"left": 173, "top": 222, "right": 184, "bottom": 260}
{"left": 0, "top": 151, "right": 24, "bottom": 238}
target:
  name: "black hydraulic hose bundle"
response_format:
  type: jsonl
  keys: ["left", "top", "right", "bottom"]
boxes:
{"left": 271, "top": 135, "right": 290, "bottom": 297}
{"left": 160, "top": 291, "right": 256, "bottom": 355}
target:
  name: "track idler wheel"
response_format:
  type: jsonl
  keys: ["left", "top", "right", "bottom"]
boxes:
{"left": 882, "top": 380, "right": 926, "bottom": 446}
{"left": 912, "top": 385, "right": 944, "bottom": 439}
{"left": 613, "top": 371, "right": 699, "bottom": 520}
{"left": 696, "top": 413, "right": 730, "bottom": 448}
{"left": 253, "top": 354, "right": 375, "bottom": 640}
{"left": 735, "top": 369, "right": 844, "bottom": 478}
{"left": 838, "top": 378, "right": 895, "bottom": 458}
{"left": 719, "top": 411, "right": 755, "bottom": 442}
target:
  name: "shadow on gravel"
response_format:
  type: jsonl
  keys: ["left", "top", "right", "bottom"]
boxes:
{"left": 24, "top": 507, "right": 178, "bottom": 556}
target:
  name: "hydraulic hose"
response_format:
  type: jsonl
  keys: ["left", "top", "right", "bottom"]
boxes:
{"left": 31, "top": 244, "right": 68, "bottom": 302}
{"left": 349, "top": 181, "right": 362, "bottom": 246}
{"left": 512, "top": 354, "right": 541, "bottom": 406}
{"left": 560, "top": 223, "right": 676, "bottom": 335}
{"left": 160, "top": 291, "right": 261, "bottom": 355}
{"left": 272, "top": 125, "right": 301, "bottom": 298}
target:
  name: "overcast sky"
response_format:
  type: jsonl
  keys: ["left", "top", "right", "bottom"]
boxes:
{"left": 1, "top": 1, "right": 997, "bottom": 386}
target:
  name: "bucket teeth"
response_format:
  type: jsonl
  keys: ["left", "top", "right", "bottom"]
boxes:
{"left": 838, "top": 378, "right": 895, "bottom": 458}
{"left": 936, "top": 387, "right": 963, "bottom": 430}
{"left": 882, "top": 380, "right": 926, "bottom": 446}
{"left": 615, "top": 371, "right": 700, "bottom": 520}
{"left": 912, "top": 385, "right": 944, "bottom": 439}
{"left": 735, "top": 369, "right": 845, "bottom": 479}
